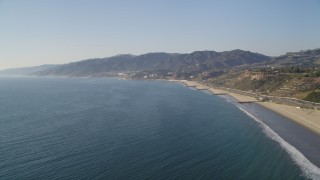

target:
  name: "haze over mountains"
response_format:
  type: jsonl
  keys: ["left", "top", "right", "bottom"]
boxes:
{"left": 1, "top": 49, "right": 319, "bottom": 77}
{"left": 0, "top": 65, "right": 58, "bottom": 75}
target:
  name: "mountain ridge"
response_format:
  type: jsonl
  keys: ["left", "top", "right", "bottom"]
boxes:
{"left": 34, "top": 49, "right": 271, "bottom": 76}
{"left": 0, "top": 64, "right": 59, "bottom": 75}
{"left": 1, "top": 48, "right": 319, "bottom": 77}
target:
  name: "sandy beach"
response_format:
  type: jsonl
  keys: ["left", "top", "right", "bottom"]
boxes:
{"left": 257, "top": 102, "right": 320, "bottom": 135}
{"left": 179, "top": 80, "right": 320, "bottom": 136}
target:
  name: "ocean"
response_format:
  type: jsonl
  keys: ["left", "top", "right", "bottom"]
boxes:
{"left": 0, "top": 76, "right": 319, "bottom": 179}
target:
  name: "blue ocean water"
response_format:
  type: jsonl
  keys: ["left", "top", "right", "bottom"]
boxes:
{"left": 0, "top": 76, "right": 318, "bottom": 179}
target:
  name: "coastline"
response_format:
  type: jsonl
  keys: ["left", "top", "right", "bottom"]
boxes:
{"left": 177, "top": 80, "right": 320, "bottom": 136}
{"left": 257, "top": 102, "right": 320, "bottom": 136}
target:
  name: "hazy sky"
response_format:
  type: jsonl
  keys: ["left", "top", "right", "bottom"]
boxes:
{"left": 1, "top": 0, "right": 320, "bottom": 69}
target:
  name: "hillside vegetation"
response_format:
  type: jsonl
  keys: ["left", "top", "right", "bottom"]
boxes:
{"left": 303, "top": 92, "right": 320, "bottom": 103}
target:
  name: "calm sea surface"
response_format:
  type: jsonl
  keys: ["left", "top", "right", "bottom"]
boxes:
{"left": 0, "top": 77, "right": 318, "bottom": 179}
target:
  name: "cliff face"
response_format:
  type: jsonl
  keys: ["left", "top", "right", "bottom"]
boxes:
{"left": 218, "top": 71, "right": 286, "bottom": 93}
{"left": 212, "top": 70, "right": 320, "bottom": 100}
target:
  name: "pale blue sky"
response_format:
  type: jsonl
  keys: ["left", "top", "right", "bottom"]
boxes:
{"left": 1, "top": 0, "right": 320, "bottom": 69}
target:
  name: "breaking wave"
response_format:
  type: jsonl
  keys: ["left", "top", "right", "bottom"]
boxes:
{"left": 236, "top": 104, "right": 320, "bottom": 179}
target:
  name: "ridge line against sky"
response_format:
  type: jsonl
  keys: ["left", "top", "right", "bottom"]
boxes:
{"left": 1, "top": 0, "right": 320, "bottom": 69}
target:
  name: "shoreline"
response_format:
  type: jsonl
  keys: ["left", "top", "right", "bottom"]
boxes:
{"left": 177, "top": 80, "right": 320, "bottom": 136}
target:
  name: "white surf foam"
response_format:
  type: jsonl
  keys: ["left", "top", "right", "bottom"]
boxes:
{"left": 235, "top": 104, "right": 320, "bottom": 180}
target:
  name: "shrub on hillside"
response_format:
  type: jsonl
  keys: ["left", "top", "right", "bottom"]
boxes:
{"left": 303, "top": 91, "right": 320, "bottom": 103}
